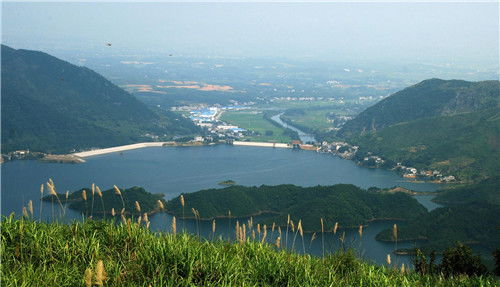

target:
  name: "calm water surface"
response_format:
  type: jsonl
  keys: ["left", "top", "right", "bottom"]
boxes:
{"left": 1, "top": 144, "right": 444, "bottom": 265}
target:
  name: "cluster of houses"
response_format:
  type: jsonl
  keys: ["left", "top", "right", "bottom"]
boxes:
{"left": 317, "top": 141, "right": 456, "bottom": 182}
{"left": 179, "top": 105, "right": 249, "bottom": 140}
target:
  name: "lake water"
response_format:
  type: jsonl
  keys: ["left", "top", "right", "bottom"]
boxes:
{"left": 1, "top": 144, "right": 443, "bottom": 266}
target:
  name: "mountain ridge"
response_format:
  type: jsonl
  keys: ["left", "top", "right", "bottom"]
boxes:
{"left": 1, "top": 45, "right": 198, "bottom": 153}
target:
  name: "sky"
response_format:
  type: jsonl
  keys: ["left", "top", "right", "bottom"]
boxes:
{"left": 2, "top": 2, "right": 499, "bottom": 65}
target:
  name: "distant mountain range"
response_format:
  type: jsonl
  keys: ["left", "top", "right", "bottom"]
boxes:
{"left": 1, "top": 45, "right": 199, "bottom": 154}
{"left": 338, "top": 78, "right": 499, "bottom": 181}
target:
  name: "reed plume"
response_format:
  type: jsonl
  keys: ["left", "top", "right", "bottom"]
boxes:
{"left": 271, "top": 222, "right": 276, "bottom": 239}
{"left": 137, "top": 215, "right": 142, "bottom": 225}
{"left": 252, "top": 230, "right": 256, "bottom": 240}
{"left": 401, "top": 263, "right": 405, "bottom": 273}
{"left": 298, "top": 220, "right": 305, "bottom": 254}
{"left": 180, "top": 194, "right": 185, "bottom": 231}
{"left": 235, "top": 221, "right": 240, "bottom": 242}
{"left": 113, "top": 185, "right": 125, "bottom": 211}
{"left": 82, "top": 190, "right": 88, "bottom": 217}
{"left": 393, "top": 224, "right": 398, "bottom": 241}
{"left": 212, "top": 219, "right": 216, "bottom": 240}
{"left": 28, "top": 200, "right": 33, "bottom": 217}
{"left": 191, "top": 208, "right": 200, "bottom": 237}
{"left": 64, "top": 191, "right": 70, "bottom": 216}
{"left": 121, "top": 214, "right": 127, "bottom": 225}
{"left": 275, "top": 236, "right": 281, "bottom": 248}
{"left": 111, "top": 208, "right": 116, "bottom": 217}
{"left": 386, "top": 254, "right": 391, "bottom": 265}
{"left": 320, "top": 218, "right": 325, "bottom": 257}
{"left": 84, "top": 268, "right": 93, "bottom": 287}
{"left": 157, "top": 200, "right": 164, "bottom": 210}
{"left": 171, "top": 216, "right": 177, "bottom": 235}
{"left": 96, "top": 186, "right": 105, "bottom": 219}
{"left": 135, "top": 201, "right": 141, "bottom": 213}
{"left": 285, "top": 214, "right": 290, "bottom": 249}
{"left": 22, "top": 206, "right": 29, "bottom": 218}
{"left": 358, "top": 225, "right": 363, "bottom": 239}
{"left": 47, "top": 180, "right": 64, "bottom": 218}
{"left": 261, "top": 224, "right": 267, "bottom": 244}
{"left": 95, "top": 260, "right": 106, "bottom": 286}
{"left": 333, "top": 222, "right": 339, "bottom": 235}
{"left": 90, "top": 183, "right": 95, "bottom": 218}
{"left": 393, "top": 223, "right": 398, "bottom": 260}
{"left": 242, "top": 224, "right": 247, "bottom": 243}
{"left": 180, "top": 195, "right": 185, "bottom": 207}
{"left": 310, "top": 232, "right": 317, "bottom": 249}
{"left": 143, "top": 212, "right": 149, "bottom": 223}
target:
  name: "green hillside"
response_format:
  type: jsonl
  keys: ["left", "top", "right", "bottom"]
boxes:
{"left": 349, "top": 108, "right": 499, "bottom": 181}
{"left": 377, "top": 178, "right": 500, "bottom": 251}
{"left": 338, "top": 79, "right": 499, "bottom": 138}
{"left": 166, "top": 184, "right": 427, "bottom": 231}
{"left": 433, "top": 177, "right": 500, "bottom": 206}
{"left": 376, "top": 203, "right": 500, "bottom": 252}
{"left": 1, "top": 45, "right": 199, "bottom": 154}
{"left": 2, "top": 217, "right": 496, "bottom": 286}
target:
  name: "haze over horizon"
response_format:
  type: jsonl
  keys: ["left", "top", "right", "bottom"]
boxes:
{"left": 2, "top": 2, "right": 499, "bottom": 67}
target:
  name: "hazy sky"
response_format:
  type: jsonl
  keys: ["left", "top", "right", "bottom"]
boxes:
{"left": 2, "top": 2, "right": 498, "bottom": 64}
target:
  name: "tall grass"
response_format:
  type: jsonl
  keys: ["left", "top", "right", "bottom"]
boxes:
{"left": 1, "top": 215, "right": 496, "bottom": 286}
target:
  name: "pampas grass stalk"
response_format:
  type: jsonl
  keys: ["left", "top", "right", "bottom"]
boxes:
{"left": 285, "top": 214, "right": 290, "bottom": 249}
{"left": 275, "top": 236, "right": 281, "bottom": 248}
{"left": 90, "top": 183, "right": 95, "bottom": 219}
{"left": 320, "top": 218, "right": 324, "bottom": 257}
{"left": 261, "top": 224, "right": 267, "bottom": 244}
{"left": 47, "top": 181, "right": 64, "bottom": 219}
{"left": 113, "top": 185, "right": 125, "bottom": 211}
{"left": 82, "top": 190, "right": 88, "bottom": 217}
{"left": 298, "top": 220, "right": 305, "bottom": 254}
{"left": 171, "top": 216, "right": 177, "bottom": 235}
{"left": 28, "top": 200, "right": 33, "bottom": 217}
{"left": 180, "top": 194, "right": 185, "bottom": 231}
{"left": 309, "top": 232, "right": 317, "bottom": 249}
{"left": 39, "top": 184, "right": 44, "bottom": 221}
{"left": 333, "top": 222, "right": 338, "bottom": 235}
{"left": 96, "top": 186, "right": 105, "bottom": 219}
{"left": 135, "top": 201, "right": 141, "bottom": 214}
{"left": 212, "top": 219, "right": 216, "bottom": 241}
{"left": 386, "top": 254, "right": 391, "bottom": 265}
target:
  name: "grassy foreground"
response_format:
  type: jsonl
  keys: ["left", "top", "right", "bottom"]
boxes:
{"left": 1, "top": 216, "right": 497, "bottom": 287}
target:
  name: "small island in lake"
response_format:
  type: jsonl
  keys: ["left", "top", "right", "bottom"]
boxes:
{"left": 42, "top": 186, "right": 166, "bottom": 216}
{"left": 166, "top": 184, "right": 428, "bottom": 232}
{"left": 218, "top": 180, "right": 236, "bottom": 186}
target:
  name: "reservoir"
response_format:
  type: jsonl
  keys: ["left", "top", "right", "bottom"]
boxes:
{"left": 1, "top": 144, "right": 443, "bottom": 265}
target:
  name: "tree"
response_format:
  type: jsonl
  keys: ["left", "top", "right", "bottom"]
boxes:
{"left": 440, "top": 242, "right": 487, "bottom": 277}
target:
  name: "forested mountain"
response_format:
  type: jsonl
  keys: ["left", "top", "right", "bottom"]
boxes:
{"left": 351, "top": 108, "right": 499, "bottom": 181}
{"left": 1, "top": 45, "right": 198, "bottom": 154}
{"left": 338, "top": 78, "right": 499, "bottom": 181}
{"left": 338, "top": 79, "right": 499, "bottom": 138}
